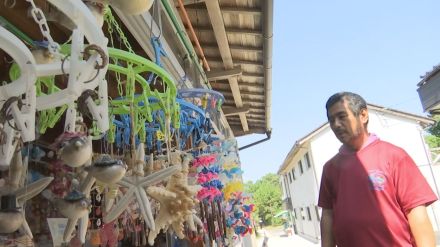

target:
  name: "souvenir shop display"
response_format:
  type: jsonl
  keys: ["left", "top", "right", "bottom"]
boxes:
{"left": 0, "top": 1, "right": 256, "bottom": 246}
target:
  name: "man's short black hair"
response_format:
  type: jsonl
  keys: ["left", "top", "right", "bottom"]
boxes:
{"left": 325, "top": 92, "right": 367, "bottom": 117}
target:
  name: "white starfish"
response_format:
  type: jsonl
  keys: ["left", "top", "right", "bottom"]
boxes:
{"left": 61, "top": 172, "right": 95, "bottom": 244}
{"left": 104, "top": 143, "right": 181, "bottom": 231}
{"left": 0, "top": 151, "right": 54, "bottom": 238}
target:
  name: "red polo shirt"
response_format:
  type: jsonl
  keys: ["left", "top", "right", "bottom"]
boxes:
{"left": 318, "top": 138, "right": 437, "bottom": 247}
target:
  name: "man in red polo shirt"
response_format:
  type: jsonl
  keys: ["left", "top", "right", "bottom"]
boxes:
{"left": 318, "top": 92, "right": 437, "bottom": 247}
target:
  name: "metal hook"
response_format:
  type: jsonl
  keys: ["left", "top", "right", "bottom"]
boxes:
{"left": 3, "top": 55, "right": 14, "bottom": 64}
{"left": 4, "top": 0, "right": 16, "bottom": 8}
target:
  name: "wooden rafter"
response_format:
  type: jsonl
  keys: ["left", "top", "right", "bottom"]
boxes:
{"left": 204, "top": 0, "right": 249, "bottom": 132}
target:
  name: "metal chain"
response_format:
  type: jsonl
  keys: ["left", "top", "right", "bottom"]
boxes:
{"left": 26, "top": 0, "right": 60, "bottom": 54}
{"left": 104, "top": 7, "right": 134, "bottom": 53}
{"left": 105, "top": 8, "right": 115, "bottom": 47}
{"left": 4, "top": 0, "right": 16, "bottom": 9}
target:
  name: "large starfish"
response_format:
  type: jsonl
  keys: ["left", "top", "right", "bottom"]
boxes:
{"left": 61, "top": 172, "right": 95, "bottom": 243}
{"left": 104, "top": 143, "right": 181, "bottom": 231}
{"left": 0, "top": 151, "right": 54, "bottom": 239}
{"left": 63, "top": 146, "right": 126, "bottom": 243}
{"left": 146, "top": 153, "right": 202, "bottom": 245}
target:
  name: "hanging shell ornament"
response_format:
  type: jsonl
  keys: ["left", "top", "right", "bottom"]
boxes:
{"left": 44, "top": 1, "right": 105, "bottom": 30}
{"left": 1, "top": 152, "right": 55, "bottom": 239}
{"left": 90, "top": 0, "right": 154, "bottom": 15}
{"left": 85, "top": 155, "right": 127, "bottom": 184}
{"left": 104, "top": 144, "right": 182, "bottom": 229}
{"left": 58, "top": 136, "right": 93, "bottom": 167}
{"left": 0, "top": 194, "right": 23, "bottom": 234}
{"left": 55, "top": 190, "right": 91, "bottom": 220}
{"left": 53, "top": 190, "right": 91, "bottom": 242}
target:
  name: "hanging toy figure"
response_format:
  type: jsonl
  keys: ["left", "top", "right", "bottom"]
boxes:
{"left": 216, "top": 98, "right": 223, "bottom": 112}
{"left": 55, "top": 134, "right": 93, "bottom": 168}
{"left": 0, "top": 194, "right": 23, "bottom": 234}
{"left": 201, "top": 93, "right": 209, "bottom": 110}
{"left": 85, "top": 154, "right": 127, "bottom": 184}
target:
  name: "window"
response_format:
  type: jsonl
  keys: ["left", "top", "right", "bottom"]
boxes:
{"left": 283, "top": 177, "right": 290, "bottom": 197}
{"left": 300, "top": 208, "right": 305, "bottom": 220}
{"left": 288, "top": 172, "right": 292, "bottom": 183}
{"left": 305, "top": 152, "right": 311, "bottom": 168}
{"left": 292, "top": 168, "right": 296, "bottom": 180}
{"left": 299, "top": 160, "right": 304, "bottom": 174}
{"left": 315, "top": 205, "right": 320, "bottom": 221}
{"left": 306, "top": 207, "right": 312, "bottom": 221}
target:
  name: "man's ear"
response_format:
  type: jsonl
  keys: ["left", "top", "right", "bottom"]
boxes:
{"left": 359, "top": 108, "right": 369, "bottom": 124}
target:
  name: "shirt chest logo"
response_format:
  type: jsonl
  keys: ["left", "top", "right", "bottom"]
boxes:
{"left": 368, "top": 169, "right": 387, "bottom": 191}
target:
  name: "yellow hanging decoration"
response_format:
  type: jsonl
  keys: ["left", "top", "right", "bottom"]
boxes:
{"left": 223, "top": 162, "right": 239, "bottom": 171}
{"left": 156, "top": 130, "right": 165, "bottom": 141}
{"left": 201, "top": 93, "right": 208, "bottom": 109}
{"left": 223, "top": 181, "right": 244, "bottom": 201}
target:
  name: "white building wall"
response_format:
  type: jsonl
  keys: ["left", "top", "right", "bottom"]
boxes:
{"left": 283, "top": 108, "right": 440, "bottom": 242}
{"left": 309, "top": 128, "right": 341, "bottom": 199}
{"left": 285, "top": 149, "right": 321, "bottom": 242}
{"left": 368, "top": 111, "right": 429, "bottom": 165}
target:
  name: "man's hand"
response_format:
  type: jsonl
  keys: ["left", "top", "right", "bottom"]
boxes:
{"left": 407, "top": 205, "right": 436, "bottom": 247}
{"left": 321, "top": 208, "right": 336, "bottom": 247}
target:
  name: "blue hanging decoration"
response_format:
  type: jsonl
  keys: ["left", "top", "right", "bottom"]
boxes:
{"left": 151, "top": 37, "right": 167, "bottom": 67}
{"left": 147, "top": 37, "right": 168, "bottom": 84}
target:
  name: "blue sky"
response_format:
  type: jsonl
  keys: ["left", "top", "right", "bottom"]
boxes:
{"left": 237, "top": 0, "right": 440, "bottom": 182}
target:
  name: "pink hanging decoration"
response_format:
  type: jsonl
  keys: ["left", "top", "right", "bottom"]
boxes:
{"left": 197, "top": 172, "right": 218, "bottom": 184}
{"left": 197, "top": 187, "right": 223, "bottom": 202}
{"left": 192, "top": 154, "right": 217, "bottom": 167}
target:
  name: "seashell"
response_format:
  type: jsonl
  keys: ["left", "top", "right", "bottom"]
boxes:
{"left": 55, "top": 190, "right": 91, "bottom": 219}
{"left": 59, "top": 136, "right": 92, "bottom": 167}
{"left": 109, "top": 0, "right": 154, "bottom": 15}
{"left": 0, "top": 211, "right": 23, "bottom": 233}
{"left": 85, "top": 155, "right": 127, "bottom": 184}
{"left": 56, "top": 198, "right": 91, "bottom": 219}
{"left": 0, "top": 194, "right": 22, "bottom": 234}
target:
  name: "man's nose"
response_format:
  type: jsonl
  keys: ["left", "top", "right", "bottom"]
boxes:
{"left": 332, "top": 118, "right": 341, "bottom": 127}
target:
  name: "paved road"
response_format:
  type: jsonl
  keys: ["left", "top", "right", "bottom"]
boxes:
{"left": 255, "top": 227, "right": 319, "bottom": 247}
{"left": 254, "top": 227, "right": 440, "bottom": 247}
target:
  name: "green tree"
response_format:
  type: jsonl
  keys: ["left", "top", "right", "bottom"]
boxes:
{"left": 425, "top": 115, "right": 440, "bottom": 150}
{"left": 245, "top": 173, "right": 282, "bottom": 226}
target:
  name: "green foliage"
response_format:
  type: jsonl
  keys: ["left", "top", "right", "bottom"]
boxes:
{"left": 245, "top": 173, "right": 283, "bottom": 226}
{"left": 426, "top": 135, "right": 440, "bottom": 149}
{"left": 425, "top": 115, "right": 440, "bottom": 150}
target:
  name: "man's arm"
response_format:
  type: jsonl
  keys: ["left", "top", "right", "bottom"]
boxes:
{"left": 407, "top": 205, "right": 435, "bottom": 247}
{"left": 320, "top": 208, "right": 335, "bottom": 247}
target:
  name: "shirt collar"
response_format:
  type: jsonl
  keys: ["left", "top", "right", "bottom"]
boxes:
{"left": 339, "top": 133, "right": 379, "bottom": 154}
